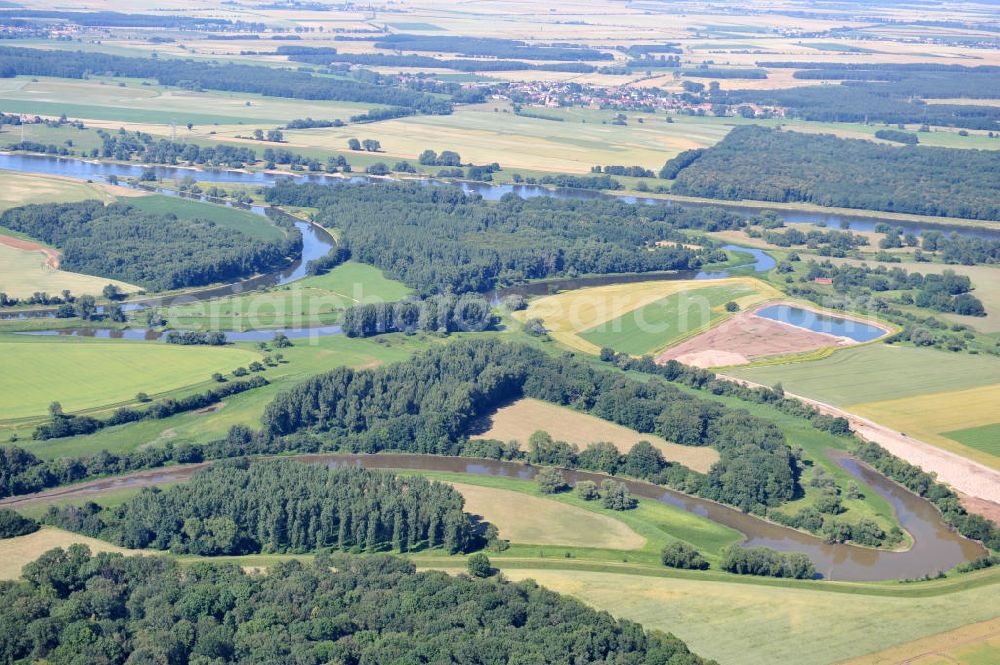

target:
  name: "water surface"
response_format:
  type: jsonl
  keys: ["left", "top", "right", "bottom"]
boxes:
{"left": 756, "top": 304, "right": 889, "bottom": 342}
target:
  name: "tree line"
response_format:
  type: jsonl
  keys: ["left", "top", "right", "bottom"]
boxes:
{"left": 0, "top": 200, "right": 301, "bottom": 291}
{"left": 0, "top": 46, "right": 452, "bottom": 114}
{"left": 264, "top": 181, "right": 741, "bottom": 295}
{"left": 0, "top": 548, "right": 712, "bottom": 664}
{"left": 372, "top": 34, "right": 613, "bottom": 61}
{"left": 288, "top": 51, "right": 599, "bottom": 73}
{"left": 45, "top": 460, "right": 475, "bottom": 555}
{"left": 668, "top": 126, "right": 1000, "bottom": 220}
{"left": 33, "top": 376, "right": 268, "bottom": 440}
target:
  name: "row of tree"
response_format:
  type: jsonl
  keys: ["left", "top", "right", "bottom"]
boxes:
{"left": 45, "top": 460, "right": 475, "bottom": 555}
{"left": 668, "top": 126, "right": 1000, "bottom": 220}
{"left": 0, "top": 549, "right": 712, "bottom": 664}
{"left": 341, "top": 295, "right": 498, "bottom": 337}
{"left": 0, "top": 201, "right": 301, "bottom": 291}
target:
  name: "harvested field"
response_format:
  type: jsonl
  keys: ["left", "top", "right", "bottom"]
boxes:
{"left": 657, "top": 306, "right": 854, "bottom": 368}
{"left": 471, "top": 398, "right": 719, "bottom": 473}
{"left": 0, "top": 241, "right": 140, "bottom": 299}
{"left": 0, "top": 527, "right": 140, "bottom": 580}
{"left": 450, "top": 482, "right": 646, "bottom": 550}
{"left": 0, "top": 233, "right": 59, "bottom": 268}
{"left": 839, "top": 617, "right": 1000, "bottom": 665}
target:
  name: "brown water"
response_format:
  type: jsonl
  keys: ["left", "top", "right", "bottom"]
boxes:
{"left": 5, "top": 452, "right": 982, "bottom": 581}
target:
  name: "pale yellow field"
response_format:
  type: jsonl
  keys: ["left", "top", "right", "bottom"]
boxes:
{"left": 515, "top": 277, "right": 780, "bottom": 354}
{"left": 0, "top": 243, "right": 140, "bottom": 299}
{"left": 473, "top": 397, "right": 719, "bottom": 473}
{"left": 503, "top": 569, "right": 1000, "bottom": 665}
{"left": 839, "top": 617, "right": 1000, "bottom": 665}
{"left": 0, "top": 170, "right": 113, "bottom": 212}
{"left": 450, "top": 482, "right": 646, "bottom": 550}
{"left": 852, "top": 384, "right": 1000, "bottom": 469}
{"left": 0, "top": 526, "right": 140, "bottom": 580}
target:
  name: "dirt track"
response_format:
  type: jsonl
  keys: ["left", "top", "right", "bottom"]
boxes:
{"left": 724, "top": 375, "right": 1000, "bottom": 518}
{"left": 0, "top": 234, "right": 60, "bottom": 269}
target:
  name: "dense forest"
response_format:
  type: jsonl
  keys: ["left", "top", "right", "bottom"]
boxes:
{"left": 0, "top": 549, "right": 712, "bottom": 664}
{"left": 288, "top": 51, "right": 597, "bottom": 73}
{"left": 341, "top": 295, "right": 497, "bottom": 337}
{"left": 45, "top": 460, "right": 476, "bottom": 555}
{"left": 0, "top": 46, "right": 452, "bottom": 114}
{"left": 719, "top": 63, "right": 1000, "bottom": 129}
{"left": 669, "top": 126, "right": 1000, "bottom": 220}
{"left": 264, "top": 181, "right": 740, "bottom": 294}
{"left": 372, "top": 34, "right": 613, "bottom": 61}
{"left": 0, "top": 201, "right": 300, "bottom": 291}
{"left": 263, "top": 339, "right": 799, "bottom": 513}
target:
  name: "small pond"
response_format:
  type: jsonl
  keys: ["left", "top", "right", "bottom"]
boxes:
{"left": 755, "top": 304, "right": 889, "bottom": 343}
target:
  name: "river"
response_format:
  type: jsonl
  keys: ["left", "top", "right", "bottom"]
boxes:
{"left": 2, "top": 152, "right": 998, "bottom": 240}
{"left": 0, "top": 452, "right": 984, "bottom": 582}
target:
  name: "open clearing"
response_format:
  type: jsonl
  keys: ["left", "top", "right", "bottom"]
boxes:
{"left": 840, "top": 617, "right": 1000, "bottom": 665}
{"left": 517, "top": 277, "right": 780, "bottom": 355}
{"left": 657, "top": 305, "right": 862, "bottom": 368}
{"left": 729, "top": 345, "right": 1000, "bottom": 406}
{"left": 471, "top": 397, "right": 719, "bottom": 473}
{"left": 450, "top": 482, "right": 646, "bottom": 549}
{"left": 503, "top": 569, "right": 1000, "bottom": 665}
{"left": 0, "top": 241, "right": 141, "bottom": 299}
{"left": 0, "top": 338, "right": 260, "bottom": 421}
{"left": 0, "top": 527, "right": 140, "bottom": 580}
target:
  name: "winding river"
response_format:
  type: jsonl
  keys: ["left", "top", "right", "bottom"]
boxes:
{"left": 0, "top": 452, "right": 984, "bottom": 582}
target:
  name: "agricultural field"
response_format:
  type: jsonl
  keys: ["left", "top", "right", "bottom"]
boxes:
{"left": 0, "top": 76, "right": 380, "bottom": 130}
{"left": 449, "top": 482, "right": 646, "bottom": 549}
{"left": 501, "top": 568, "right": 1000, "bottom": 665}
{"left": 841, "top": 617, "right": 1000, "bottom": 665}
{"left": 470, "top": 397, "right": 720, "bottom": 473}
{"left": 517, "top": 277, "right": 781, "bottom": 355}
{"left": 165, "top": 261, "right": 411, "bottom": 330}
{"left": 0, "top": 527, "right": 140, "bottom": 581}
{"left": 0, "top": 336, "right": 260, "bottom": 422}
{"left": 730, "top": 345, "right": 1000, "bottom": 468}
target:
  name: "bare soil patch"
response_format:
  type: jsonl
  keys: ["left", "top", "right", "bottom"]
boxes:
{"left": 657, "top": 307, "right": 850, "bottom": 368}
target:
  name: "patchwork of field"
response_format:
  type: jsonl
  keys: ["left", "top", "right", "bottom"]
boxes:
{"left": 0, "top": 338, "right": 261, "bottom": 422}
{"left": 517, "top": 277, "right": 781, "bottom": 355}
{"left": 503, "top": 569, "right": 1000, "bottom": 665}
{"left": 730, "top": 345, "right": 1000, "bottom": 469}
{"left": 0, "top": 170, "right": 112, "bottom": 212}
{"left": 166, "top": 261, "right": 412, "bottom": 330}
{"left": 450, "top": 482, "right": 646, "bottom": 549}
{"left": 275, "top": 102, "right": 735, "bottom": 174}
{"left": 840, "top": 617, "right": 1000, "bottom": 665}
{"left": 470, "top": 397, "right": 720, "bottom": 473}
{"left": 0, "top": 77, "right": 379, "bottom": 129}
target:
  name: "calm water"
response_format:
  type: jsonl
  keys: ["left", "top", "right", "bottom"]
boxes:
{"left": 756, "top": 304, "right": 889, "bottom": 342}
{"left": 2, "top": 452, "right": 982, "bottom": 581}
{"left": 1, "top": 153, "right": 997, "bottom": 240}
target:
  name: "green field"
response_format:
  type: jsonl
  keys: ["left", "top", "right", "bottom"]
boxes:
{"left": 943, "top": 423, "right": 1000, "bottom": 458}
{"left": 126, "top": 195, "right": 285, "bottom": 241}
{"left": 501, "top": 568, "right": 1000, "bottom": 665}
{"left": 729, "top": 345, "right": 1000, "bottom": 406}
{"left": 17, "top": 333, "right": 429, "bottom": 458}
{"left": 0, "top": 337, "right": 260, "bottom": 422}
{"left": 580, "top": 283, "right": 757, "bottom": 355}
{"left": 165, "top": 261, "right": 412, "bottom": 330}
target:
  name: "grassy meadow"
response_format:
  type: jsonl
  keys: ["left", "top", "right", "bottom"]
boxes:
{"left": 164, "top": 261, "right": 412, "bottom": 330}
{"left": 472, "top": 397, "right": 720, "bottom": 473}
{"left": 126, "top": 194, "right": 285, "bottom": 241}
{"left": 0, "top": 336, "right": 260, "bottom": 422}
